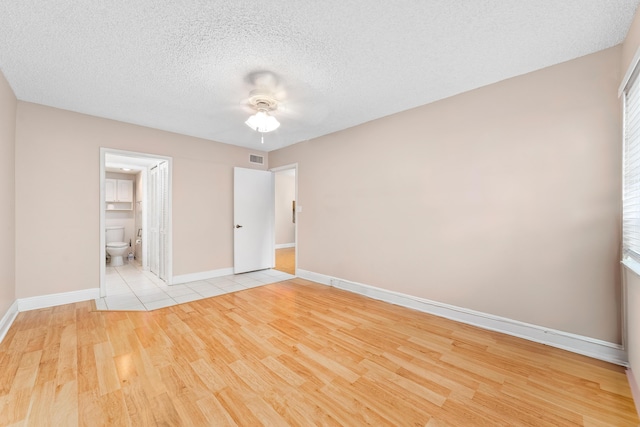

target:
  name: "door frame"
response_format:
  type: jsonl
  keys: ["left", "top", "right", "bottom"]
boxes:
{"left": 99, "top": 148, "right": 174, "bottom": 297}
{"left": 270, "top": 163, "right": 298, "bottom": 276}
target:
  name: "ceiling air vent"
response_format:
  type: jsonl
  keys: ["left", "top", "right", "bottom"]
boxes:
{"left": 249, "top": 154, "right": 264, "bottom": 165}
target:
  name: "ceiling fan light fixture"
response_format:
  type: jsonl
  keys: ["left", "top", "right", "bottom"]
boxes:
{"left": 245, "top": 93, "right": 280, "bottom": 134}
{"left": 245, "top": 109, "right": 280, "bottom": 133}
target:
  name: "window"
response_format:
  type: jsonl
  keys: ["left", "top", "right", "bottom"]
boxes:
{"left": 623, "top": 59, "right": 640, "bottom": 264}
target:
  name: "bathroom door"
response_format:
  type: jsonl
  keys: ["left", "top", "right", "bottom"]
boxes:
{"left": 233, "top": 167, "right": 274, "bottom": 274}
{"left": 149, "top": 165, "right": 159, "bottom": 276}
{"left": 148, "top": 161, "right": 168, "bottom": 280}
{"left": 158, "top": 161, "right": 168, "bottom": 280}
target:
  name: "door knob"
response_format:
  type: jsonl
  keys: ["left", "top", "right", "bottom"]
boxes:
{"left": 235, "top": 224, "right": 243, "bottom": 228}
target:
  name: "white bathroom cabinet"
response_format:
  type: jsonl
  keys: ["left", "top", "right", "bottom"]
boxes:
{"left": 106, "top": 178, "right": 133, "bottom": 210}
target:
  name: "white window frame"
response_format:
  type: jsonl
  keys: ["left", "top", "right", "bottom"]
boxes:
{"left": 621, "top": 47, "right": 640, "bottom": 275}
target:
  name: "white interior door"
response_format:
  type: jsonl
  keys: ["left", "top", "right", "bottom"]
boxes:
{"left": 158, "top": 161, "right": 168, "bottom": 280}
{"left": 234, "top": 167, "right": 274, "bottom": 274}
{"left": 149, "top": 165, "right": 159, "bottom": 275}
{"left": 148, "top": 161, "right": 169, "bottom": 280}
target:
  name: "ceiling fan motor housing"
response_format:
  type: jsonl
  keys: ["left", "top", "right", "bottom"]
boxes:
{"left": 248, "top": 91, "right": 278, "bottom": 112}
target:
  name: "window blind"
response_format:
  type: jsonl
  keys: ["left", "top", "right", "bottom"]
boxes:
{"left": 623, "top": 66, "right": 640, "bottom": 262}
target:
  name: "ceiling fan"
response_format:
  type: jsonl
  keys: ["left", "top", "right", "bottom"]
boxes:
{"left": 242, "top": 71, "right": 284, "bottom": 144}
{"left": 237, "top": 70, "right": 329, "bottom": 145}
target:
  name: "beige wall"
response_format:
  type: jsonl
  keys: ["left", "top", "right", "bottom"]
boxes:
{"left": 270, "top": 46, "right": 622, "bottom": 342}
{"left": 623, "top": 7, "right": 640, "bottom": 75}
{"left": 15, "top": 102, "right": 266, "bottom": 298}
{"left": 0, "top": 70, "right": 16, "bottom": 319}
{"left": 275, "top": 171, "right": 296, "bottom": 245}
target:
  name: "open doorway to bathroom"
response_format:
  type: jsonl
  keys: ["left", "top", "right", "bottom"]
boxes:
{"left": 99, "top": 148, "right": 172, "bottom": 298}
{"left": 272, "top": 165, "right": 297, "bottom": 275}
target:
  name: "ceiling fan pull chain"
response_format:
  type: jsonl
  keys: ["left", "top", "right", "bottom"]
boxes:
{"left": 261, "top": 133, "right": 264, "bottom": 144}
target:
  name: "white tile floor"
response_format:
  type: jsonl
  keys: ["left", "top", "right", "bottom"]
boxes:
{"left": 95, "top": 261, "right": 295, "bottom": 311}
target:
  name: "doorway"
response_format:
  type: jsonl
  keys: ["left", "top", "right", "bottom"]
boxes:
{"left": 272, "top": 165, "right": 297, "bottom": 275}
{"left": 99, "top": 148, "right": 173, "bottom": 297}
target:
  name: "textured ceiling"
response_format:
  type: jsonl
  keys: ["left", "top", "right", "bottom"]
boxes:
{"left": 0, "top": 1, "right": 638, "bottom": 152}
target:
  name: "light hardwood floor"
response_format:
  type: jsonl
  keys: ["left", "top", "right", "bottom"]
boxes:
{"left": 275, "top": 247, "right": 295, "bottom": 275}
{"left": 0, "top": 278, "right": 637, "bottom": 426}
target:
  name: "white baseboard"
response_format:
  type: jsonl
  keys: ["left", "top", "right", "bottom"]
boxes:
{"left": 296, "top": 269, "right": 628, "bottom": 366}
{"left": 297, "top": 269, "right": 331, "bottom": 285}
{"left": 18, "top": 288, "right": 100, "bottom": 312}
{"left": 275, "top": 243, "right": 295, "bottom": 249}
{"left": 172, "top": 267, "right": 234, "bottom": 285}
{"left": 0, "top": 288, "right": 101, "bottom": 344}
{"left": 0, "top": 300, "right": 19, "bottom": 344}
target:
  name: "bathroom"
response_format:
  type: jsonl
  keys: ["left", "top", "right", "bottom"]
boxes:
{"left": 105, "top": 169, "right": 141, "bottom": 266}
{"left": 102, "top": 150, "right": 170, "bottom": 298}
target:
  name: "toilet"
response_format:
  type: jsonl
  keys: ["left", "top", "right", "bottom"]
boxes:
{"left": 106, "top": 226, "right": 128, "bottom": 267}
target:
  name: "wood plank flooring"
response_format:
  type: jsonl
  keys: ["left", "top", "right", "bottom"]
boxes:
{"left": 0, "top": 278, "right": 637, "bottom": 426}
{"left": 275, "top": 247, "right": 295, "bottom": 275}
